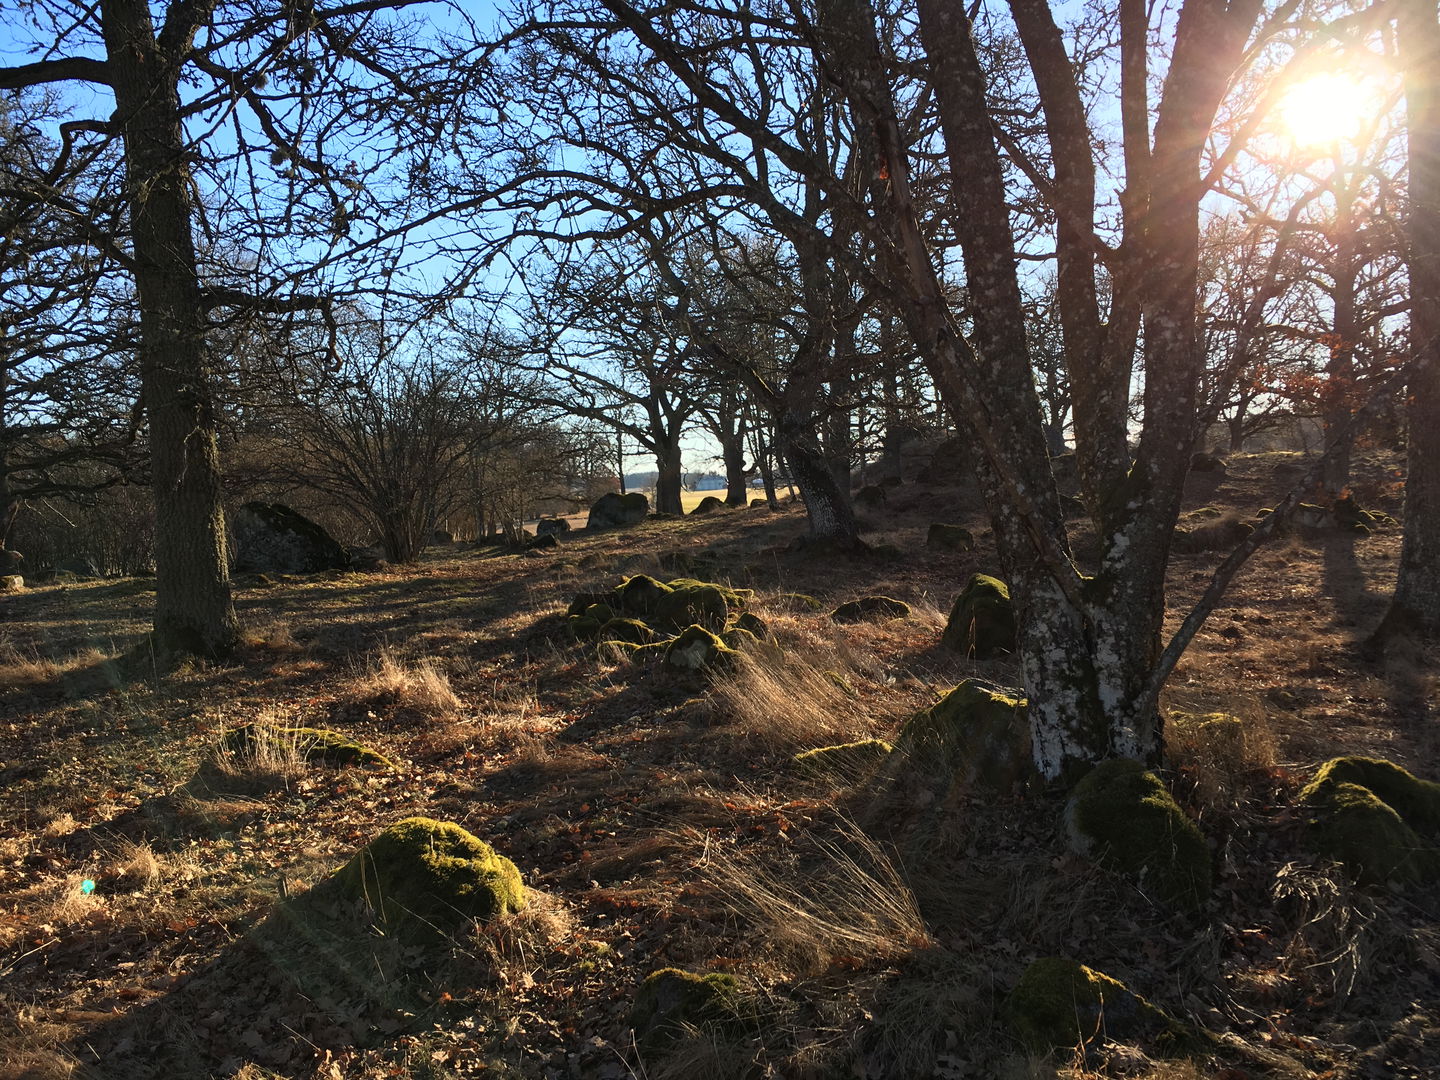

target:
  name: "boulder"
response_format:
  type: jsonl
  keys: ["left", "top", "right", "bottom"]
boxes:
{"left": 328, "top": 817, "right": 524, "bottom": 935}
{"left": 587, "top": 491, "right": 650, "bottom": 529}
{"left": 897, "top": 680, "right": 1032, "bottom": 793}
{"left": 58, "top": 554, "right": 101, "bottom": 579}
{"left": 1172, "top": 516, "right": 1254, "bottom": 553}
{"left": 431, "top": 529, "right": 454, "bottom": 544}
{"left": 1005, "top": 958, "right": 1193, "bottom": 1055}
{"left": 0, "top": 574, "right": 23, "bottom": 593}
{"left": 1064, "top": 759, "right": 1211, "bottom": 913}
{"left": 941, "top": 574, "right": 1016, "bottom": 658}
{"left": 655, "top": 583, "right": 731, "bottom": 630}
{"left": 830, "top": 595, "right": 911, "bottom": 623}
{"left": 1299, "top": 756, "right": 1440, "bottom": 886}
{"left": 231, "top": 502, "right": 348, "bottom": 574}
{"left": 535, "top": 517, "right": 572, "bottom": 537}
{"left": 690, "top": 495, "right": 726, "bottom": 516}
{"left": 854, "top": 484, "right": 887, "bottom": 508}
{"left": 661, "top": 624, "right": 738, "bottom": 674}
{"left": 1188, "top": 451, "right": 1226, "bottom": 474}
{"left": 749, "top": 498, "right": 771, "bottom": 509}
{"left": 525, "top": 533, "right": 559, "bottom": 551}
{"left": 925, "top": 523, "right": 974, "bottom": 552}
{"left": 597, "top": 617, "right": 657, "bottom": 646}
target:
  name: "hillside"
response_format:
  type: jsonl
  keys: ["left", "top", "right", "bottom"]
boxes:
{"left": 1, "top": 450, "right": 1437, "bottom": 1080}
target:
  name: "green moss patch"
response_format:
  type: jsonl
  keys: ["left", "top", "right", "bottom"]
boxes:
{"left": 897, "top": 680, "right": 1033, "bottom": 793}
{"left": 793, "top": 739, "right": 894, "bottom": 780}
{"left": 1299, "top": 756, "right": 1440, "bottom": 886}
{"left": 830, "top": 595, "right": 911, "bottom": 623}
{"left": 615, "top": 574, "right": 673, "bottom": 616}
{"left": 629, "top": 968, "right": 751, "bottom": 1049}
{"left": 941, "top": 574, "right": 1016, "bottom": 659}
{"left": 329, "top": 817, "right": 525, "bottom": 934}
{"left": 1004, "top": 957, "right": 1193, "bottom": 1055}
{"left": 224, "top": 724, "right": 392, "bottom": 769}
{"left": 568, "top": 615, "right": 602, "bottom": 640}
{"left": 654, "top": 583, "right": 731, "bottom": 630}
{"left": 598, "top": 617, "right": 657, "bottom": 645}
{"left": 1064, "top": 759, "right": 1211, "bottom": 913}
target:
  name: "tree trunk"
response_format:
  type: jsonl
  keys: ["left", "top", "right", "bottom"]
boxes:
{"left": 781, "top": 409, "right": 859, "bottom": 544}
{"left": 721, "top": 428, "right": 749, "bottom": 505}
{"left": 102, "top": 0, "right": 237, "bottom": 660}
{"left": 1380, "top": 0, "right": 1440, "bottom": 635}
{"left": 653, "top": 438, "right": 684, "bottom": 515}
{"left": 1323, "top": 172, "right": 1359, "bottom": 495}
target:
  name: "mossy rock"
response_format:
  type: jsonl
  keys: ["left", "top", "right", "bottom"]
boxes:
{"left": 897, "top": 680, "right": 1033, "bottom": 793}
{"left": 224, "top": 724, "right": 392, "bottom": 769}
{"left": 831, "top": 595, "right": 911, "bottom": 623}
{"left": 926, "top": 523, "right": 975, "bottom": 552}
{"left": 568, "top": 615, "right": 603, "bottom": 641}
{"left": 661, "top": 624, "right": 738, "bottom": 674}
{"left": 598, "top": 617, "right": 657, "bottom": 646}
{"left": 329, "top": 817, "right": 524, "bottom": 934}
{"left": 629, "top": 968, "right": 750, "bottom": 1049}
{"left": 1064, "top": 759, "right": 1211, "bottom": 913}
{"left": 690, "top": 495, "right": 726, "bottom": 516}
{"left": 732, "top": 610, "right": 768, "bottom": 637}
{"left": 654, "top": 583, "right": 731, "bottom": 631}
{"left": 1005, "top": 958, "right": 1195, "bottom": 1055}
{"left": 793, "top": 739, "right": 894, "bottom": 780}
{"left": 567, "top": 590, "right": 612, "bottom": 617}
{"left": 941, "top": 573, "right": 1016, "bottom": 659}
{"left": 1299, "top": 756, "right": 1440, "bottom": 886}
{"left": 615, "top": 574, "right": 673, "bottom": 617}
{"left": 665, "top": 577, "right": 752, "bottom": 608}
{"left": 583, "top": 602, "right": 617, "bottom": 624}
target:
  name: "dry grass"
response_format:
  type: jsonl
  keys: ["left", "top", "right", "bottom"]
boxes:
{"left": 202, "top": 713, "right": 309, "bottom": 792}
{"left": 696, "top": 817, "right": 931, "bottom": 974}
{"left": 1164, "top": 703, "right": 1278, "bottom": 814}
{"left": 708, "top": 621, "right": 876, "bottom": 752}
{"left": 356, "top": 644, "right": 463, "bottom": 718}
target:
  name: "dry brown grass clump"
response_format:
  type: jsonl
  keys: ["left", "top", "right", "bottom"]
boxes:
{"left": 1164, "top": 704, "right": 1277, "bottom": 814}
{"left": 708, "top": 617, "right": 878, "bottom": 751}
{"left": 202, "top": 712, "right": 309, "bottom": 792}
{"left": 356, "top": 644, "right": 463, "bottom": 718}
{"left": 697, "top": 817, "right": 931, "bottom": 974}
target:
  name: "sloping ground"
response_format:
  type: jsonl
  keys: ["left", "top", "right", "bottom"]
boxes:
{"left": 0, "top": 451, "right": 1436, "bottom": 1080}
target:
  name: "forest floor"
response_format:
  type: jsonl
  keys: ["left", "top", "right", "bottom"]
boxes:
{"left": 1, "top": 450, "right": 1437, "bottom": 1080}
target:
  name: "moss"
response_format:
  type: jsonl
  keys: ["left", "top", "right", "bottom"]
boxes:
{"left": 1005, "top": 957, "right": 1193, "bottom": 1055}
{"left": 793, "top": 739, "right": 894, "bottom": 779}
{"left": 662, "top": 624, "right": 738, "bottom": 674}
{"left": 330, "top": 817, "right": 524, "bottom": 933}
{"left": 583, "top": 602, "right": 616, "bottom": 624}
{"left": 1065, "top": 759, "right": 1211, "bottom": 913}
{"left": 898, "top": 680, "right": 1033, "bottom": 793}
{"left": 615, "top": 574, "right": 673, "bottom": 616}
{"left": 720, "top": 626, "right": 760, "bottom": 650}
{"left": 224, "top": 724, "right": 392, "bottom": 769}
{"left": 830, "top": 595, "right": 911, "bottom": 623}
{"left": 1299, "top": 756, "right": 1440, "bottom": 886}
{"left": 629, "top": 968, "right": 749, "bottom": 1049}
{"left": 926, "top": 523, "right": 975, "bottom": 551}
{"left": 568, "top": 615, "right": 602, "bottom": 640}
{"left": 665, "top": 577, "right": 753, "bottom": 608}
{"left": 567, "top": 590, "right": 611, "bottom": 617}
{"left": 941, "top": 574, "right": 1016, "bottom": 658}
{"left": 598, "top": 617, "right": 656, "bottom": 645}
{"left": 733, "top": 610, "right": 768, "bottom": 637}
{"left": 654, "top": 583, "right": 731, "bottom": 630}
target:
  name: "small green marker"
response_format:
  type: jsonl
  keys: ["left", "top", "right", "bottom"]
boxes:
{"left": 80, "top": 879, "right": 95, "bottom": 895}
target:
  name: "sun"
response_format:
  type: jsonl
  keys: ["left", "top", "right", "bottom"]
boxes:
{"left": 1275, "top": 71, "right": 1382, "bottom": 149}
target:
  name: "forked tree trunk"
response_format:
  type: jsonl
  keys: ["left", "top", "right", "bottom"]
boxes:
{"left": 102, "top": 0, "right": 238, "bottom": 660}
